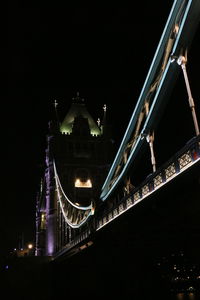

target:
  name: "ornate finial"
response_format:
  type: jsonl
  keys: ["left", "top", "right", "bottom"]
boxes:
{"left": 72, "top": 91, "right": 84, "bottom": 103}
{"left": 97, "top": 118, "right": 101, "bottom": 127}
{"left": 103, "top": 104, "right": 107, "bottom": 112}
{"left": 54, "top": 99, "right": 58, "bottom": 108}
{"left": 40, "top": 178, "right": 43, "bottom": 193}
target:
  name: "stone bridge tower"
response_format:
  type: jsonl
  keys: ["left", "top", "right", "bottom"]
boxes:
{"left": 35, "top": 93, "right": 115, "bottom": 256}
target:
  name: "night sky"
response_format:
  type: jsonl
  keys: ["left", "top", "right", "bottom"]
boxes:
{"left": 5, "top": 1, "right": 200, "bottom": 256}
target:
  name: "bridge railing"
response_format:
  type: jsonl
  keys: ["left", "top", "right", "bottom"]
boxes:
{"left": 53, "top": 226, "right": 92, "bottom": 259}
{"left": 96, "top": 135, "right": 200, "bottom": 231}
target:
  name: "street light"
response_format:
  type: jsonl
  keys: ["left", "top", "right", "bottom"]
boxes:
{"left": 28, "top": 244, "right": 33, "bottom": 249}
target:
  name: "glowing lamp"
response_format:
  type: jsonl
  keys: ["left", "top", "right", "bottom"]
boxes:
{"left": 28, "top": 244, "right": 33, "bottom": 249}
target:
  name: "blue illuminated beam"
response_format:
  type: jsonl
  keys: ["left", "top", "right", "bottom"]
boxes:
{"left": 100, "top": 0, "right": 200, "bottom": 201}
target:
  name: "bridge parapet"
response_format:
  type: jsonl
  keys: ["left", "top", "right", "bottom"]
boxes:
{"left": 96, "top": 135, "right": 200, "bottom": 231}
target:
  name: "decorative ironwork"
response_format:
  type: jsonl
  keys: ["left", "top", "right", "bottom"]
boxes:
{"left": 178, "top": 151, "right": 192, "bottom": 169}
{"left": 119, "top": 203, "right": 124, "bottom": 213}
{"left": 165, "top": 163, "right": 176, "bottom": 179}
{"left": 142, "top": 185, "right": 149, "bottom": 196}
{"left": 134, "top": 192, "right": 140, "bottom": 202}
{"left": 103, "top": 216, "right": 107, "bottom": 225}
{"left": 154, "top": 174, "right": 163, "bottom": 187}
{"left": 126, "top": 198, "right": 133, "bottom": 208}
{"left": 113, "top": 208, "right": 118, "bottom": 217}
{"left": 100, "top": 0, "right": 200, "bottom": 202}
{"left": 108, "top": 212, "right": 113, "bottom": 221}
{"left": 96, "top": 136, "right": 200, "bottom": 232}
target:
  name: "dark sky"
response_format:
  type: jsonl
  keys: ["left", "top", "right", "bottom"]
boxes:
{"left": 4, "top": 1, "right": 200, "bottom": 256}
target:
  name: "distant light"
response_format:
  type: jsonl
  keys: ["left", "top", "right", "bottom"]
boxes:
{"left": 174, "top": 24, "right": 179, "bottom": 35}
{"left": 5, "top": 265, "right": 9, "bottom": 270}
{"left": 177, "top": 293, "right": 184, "bottom": 299}
{"left": 41, "top": 213, "right": 45, "bottom": 222}
{"left": 28, "top": 244, "right": 33, "bottom": 249}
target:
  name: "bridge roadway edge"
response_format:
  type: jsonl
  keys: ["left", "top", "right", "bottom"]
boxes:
{"left": 2, "top": 161, "right": 199, "bottom": 299}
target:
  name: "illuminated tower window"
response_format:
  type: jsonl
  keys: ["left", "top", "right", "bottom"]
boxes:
{"left": 74, "top": 168, "right": 92, "bottom": 188}
{"left": 41, "top": 212, "right": 46, "bottom": 230}
{"left": 75, "top": 178, "right": 92, "bottom": 188}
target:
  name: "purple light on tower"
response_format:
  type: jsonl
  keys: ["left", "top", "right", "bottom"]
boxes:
{"left": 47, "top": 230, "right": 54, "bottom": 255}
{"left": 45, "top": 137, "right": 57, "bottom": 256}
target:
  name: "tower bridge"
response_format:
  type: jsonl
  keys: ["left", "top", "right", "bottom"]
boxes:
{"left": 35, "top": 0, "right": 200, "bottom": 266}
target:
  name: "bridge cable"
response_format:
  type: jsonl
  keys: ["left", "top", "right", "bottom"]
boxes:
{"left": 53, "top": 160, "right": 94, "bottom": 228}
